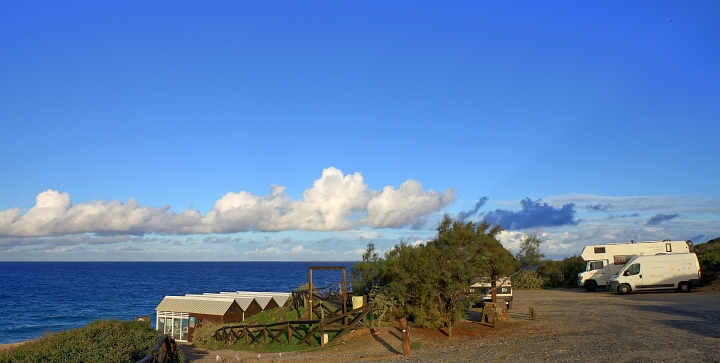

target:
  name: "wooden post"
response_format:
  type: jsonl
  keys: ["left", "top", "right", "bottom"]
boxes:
{"left": 493, "top": 311, "right": 498, "bottom": 328}
{"left": 447, "top": 320, "right": 452, "bottom": 338}
{"left": 320, "top": 321, "right": 325, "bottom": 347}
{"left": 308, "top": 268, "right": 313, "bottom": 320}
{"left": 163, "top": 336, "right": 174, "bottom": 361}
{"left": 400, "top": 318, "right": 411, "bottom": 356}
{"left": 342, "top": 268, "right": 348, "bottom": 326}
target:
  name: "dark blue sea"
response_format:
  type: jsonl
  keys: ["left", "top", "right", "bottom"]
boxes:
{"left": 0, "top": 261, "right": 356, "bottom": 345}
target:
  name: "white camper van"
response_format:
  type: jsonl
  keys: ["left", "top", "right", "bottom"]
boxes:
{"left": 608, "top": 253, "right": 702, "bottom": 294}
{"left": 577, "top": 240, "right": 693, "bottom": 291}
{"left": 469, "top": 276, "right": 513, "bottom": 309}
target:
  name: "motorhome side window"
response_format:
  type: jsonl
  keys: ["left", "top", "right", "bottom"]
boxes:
{"left": 626, "top": 264, "right": 640, "bottom": 276}
{"left": 613, "top": 255, "right": 636, "bottom": 265}
{"left": 594, "top": 247, "right": 606, "bottom": 254}
{"left": 590, "top": 261, "right": 604, "bottom": 270}
{"left": 666, "top": 243, "right": 672, "bottom": 252}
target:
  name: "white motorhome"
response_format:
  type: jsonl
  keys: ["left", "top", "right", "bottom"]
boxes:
{"left": 608, "top": 253, "right": 702, "bottom": 294}
{"left": 577, "top": 240, "right": 693, "bottom": 291}
{"left": 469, "top": 276, "right": 513, "bottom": 309}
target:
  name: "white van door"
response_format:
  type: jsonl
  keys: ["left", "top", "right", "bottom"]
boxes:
{"left": 623, "top": 262, "right": 644, "bottom": 288}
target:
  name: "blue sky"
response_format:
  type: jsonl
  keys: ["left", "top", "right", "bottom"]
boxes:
{"left": 1, "top": 1, "right": 718, "bottom": 261}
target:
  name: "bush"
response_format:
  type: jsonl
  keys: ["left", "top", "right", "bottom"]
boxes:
{"left": 512, "top": 270, "right": 544, "bottom": 289}
{"left": 0, "top": 319, "right": 184, "bottom": 363}
{"left": 368, "top": 286, "right": 402, "bottom": 324}
{"left": 696, "top": 237, "right": 720, "bottom": 284}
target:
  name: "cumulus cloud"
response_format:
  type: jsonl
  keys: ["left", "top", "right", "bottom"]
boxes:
{"left": 365, "top": 180, "right": 455, "bottom": 229}
{"left": 456, "top": 197, "right": 488, "bottom": 220}
{"left": 483, "top": 198, "right": 579, "bottom": 230}
{"left": 0, "top": 167, "right": 454, "bottom": 237}
{"left": 646, "top": 213, "right": 680, "bottom": 225}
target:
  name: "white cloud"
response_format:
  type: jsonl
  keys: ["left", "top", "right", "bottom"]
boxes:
{"left": 365, "top": 180, "right": 456, "bottom": 229}
{"left": 0, "top": 167, "right": 453, "bottom": 237}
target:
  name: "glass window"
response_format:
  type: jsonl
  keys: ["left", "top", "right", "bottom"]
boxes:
{"left": 590, "top": 261, "right": 604, "bottom": 270}
{"left": 613, "top": 255, "right": 636, "bottom": 265}
{"left": 594, "top": 247, "right": 606, "bottom": 254}
{"left": 666, "top": 243, "right": 672, "bottom": 252}
{"left": 626, "top": 264, "right": 640, "bottom": 276}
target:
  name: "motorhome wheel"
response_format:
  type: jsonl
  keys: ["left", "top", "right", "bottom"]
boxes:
{"left": 677, "top": 282, "right": 691, "bottom": 293}
{"left": 585, "top": 281, "right": 597, "bottom": 292}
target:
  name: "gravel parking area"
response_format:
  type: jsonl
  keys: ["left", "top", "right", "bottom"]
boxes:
{"left": 183, "top": 288, "right": 720, "bottom": 363}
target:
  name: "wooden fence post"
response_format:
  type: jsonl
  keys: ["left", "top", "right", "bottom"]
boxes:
{"left": 400, "top": 318, "right": 411, "bottom": 356}
{"left": 163, "top": 336, "right": 174, "bottom": 361}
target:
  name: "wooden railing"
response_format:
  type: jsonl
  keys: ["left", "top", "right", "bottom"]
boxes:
{"left": 136, "top": 334, "right": 179, "bottom": 363}
{"left": 214, "top": 303, "right": 372, "bottom": 348}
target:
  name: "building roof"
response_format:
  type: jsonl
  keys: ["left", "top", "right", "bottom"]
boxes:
{"left": 157, "top": 290, "right": 292, "bottom": 314}
{"left": 155, "top": 296, "right": 235, "bottom": 316}
{"left": 229, "top": 291, "right": 292, "bottom": 308}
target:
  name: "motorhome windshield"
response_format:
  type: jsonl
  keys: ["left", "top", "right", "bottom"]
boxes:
{"left": 586, "top": 260, "right": 604, "bottom": 271}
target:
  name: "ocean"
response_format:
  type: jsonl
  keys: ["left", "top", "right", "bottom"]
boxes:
{"left": 0, "top": 261, "right": 356, "bottom": 345}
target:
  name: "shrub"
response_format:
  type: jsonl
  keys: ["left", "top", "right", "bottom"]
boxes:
{"left": 368, "top": 286, "right": 401, "bottom": 324}
{"left": 0, "top": 319, "right": 184, "bottom": 363}
{"left": 512, "top": 270, "right": 544, "bottom": 289}
{"left": 696, "top": 237, "right": 720, "bottom": 284}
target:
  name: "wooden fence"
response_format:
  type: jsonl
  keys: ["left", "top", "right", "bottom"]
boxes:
{"left": 136, "top": 334, "right": 180, "bottom": 363}
{"left": 214, "top": 303, "right": 373, "bottom": 348}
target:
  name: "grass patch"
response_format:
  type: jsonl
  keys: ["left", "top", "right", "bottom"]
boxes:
{"left": 243, "top": 306, "right": 308, "bottom": 325}
{"left": 410, "top": 342, "right": 422, "bottom": 350}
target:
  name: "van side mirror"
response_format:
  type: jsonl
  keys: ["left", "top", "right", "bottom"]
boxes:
{"left": 623, "top": 271, "right": 629, "bottom": 276}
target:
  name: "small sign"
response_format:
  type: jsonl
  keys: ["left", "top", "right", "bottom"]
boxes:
{"left": 189, "top": 316, "right": 195, "bottom": 328}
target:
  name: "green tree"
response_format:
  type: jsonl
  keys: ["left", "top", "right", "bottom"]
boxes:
{"left": 515, "top": 233, "right": 545, "bottom": 269}
{"left": 353, "top": 215, "right": 519, "bottom": 329}
{"left": 350, "top": 242, "right": 385, "bottom": 295}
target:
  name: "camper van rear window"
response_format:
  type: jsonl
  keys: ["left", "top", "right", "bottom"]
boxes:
{"left": 613, "top": 255, "right": 636, "bottom": 265}
{"left": 594, "top": 247, "right": 606, "bottom": 254}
